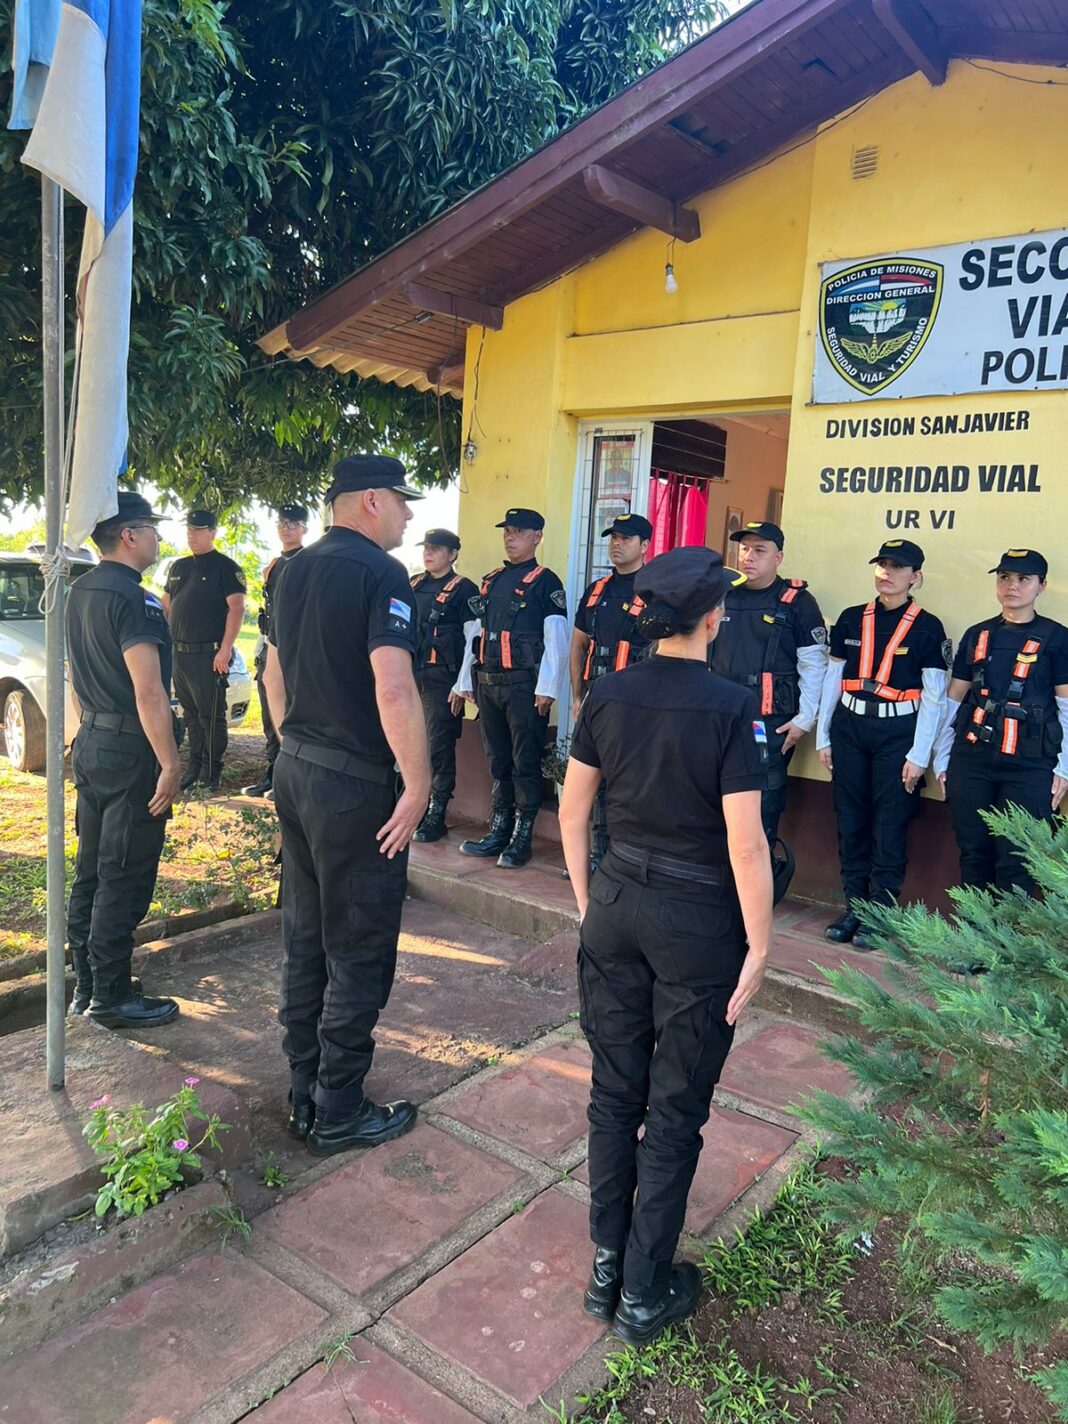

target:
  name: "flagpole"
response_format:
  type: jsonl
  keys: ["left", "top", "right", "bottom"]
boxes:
{"left": 42, "top": 172, "right": 66, "bottom": 1091}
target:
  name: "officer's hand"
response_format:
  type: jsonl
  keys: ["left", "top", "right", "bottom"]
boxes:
{"left": 148, "top": 763, "right": 180, "bottom": 818}
{"left": 448, "top": 692, "right": 465, "bottom": 716}
{"left": 1053, "top": 775, "right": 1068, "bottom": 813}
{"left": 818, "top": 747, "right": 833, "bottom": 775}
{"left": 937, "top": 772, "right": 948, "bottom": 799}
{"left": 377, "top": 786, "right": 429, "bottom": 859}
{"left": 775, "top": 721, "right": 806, "bottom": 753}
{"left": 212, "top": 648, "right": 230, "bottom": 676}
{"left": 902, "top": 759, "right": 924, "bottom": 793}
{"left": 461, "top": 689, "right": 476, "bottom": 705}
{"left": 726, "top": 949, "right": 766, "bottom": 1026}
{"left": 535, "top": 695, "right": 554, "bottom": 716}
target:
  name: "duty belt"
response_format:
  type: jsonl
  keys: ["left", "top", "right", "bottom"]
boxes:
{"left": 476, "top": 668, "right": 536, "bottom": 686}
{"left": 80, "top": 710, "right": 145, "bottom": 738}
{"left": 280, "top": 736, "right": 396, "bottom": 785}
{"left": 609, "top": 842, "right": 726, "bottom": 886}
{"left": 174, "top": 641, "right": 220, "bottom": 654}
{"left": 841, "top": 691, "right": 917, "bottom": 718}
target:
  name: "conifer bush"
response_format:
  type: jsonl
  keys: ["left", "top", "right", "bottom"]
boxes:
{"left": 796, "top": 805, "right": 1068, "bottom": 1419}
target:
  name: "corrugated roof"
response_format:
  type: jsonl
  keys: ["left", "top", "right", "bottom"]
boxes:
{"left": 262, "top": 0, "right": 1068, "bottom": 397}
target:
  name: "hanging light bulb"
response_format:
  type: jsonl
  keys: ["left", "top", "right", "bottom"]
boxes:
{"left": 664, "top": 262, "right": 678, "bottom": 294}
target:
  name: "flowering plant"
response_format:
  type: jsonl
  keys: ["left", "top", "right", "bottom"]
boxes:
{"left": 83, "top": 1077, "right": 227, "bottom": 1220}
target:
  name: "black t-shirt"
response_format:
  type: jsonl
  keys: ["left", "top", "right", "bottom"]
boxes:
{"left": 477, "top": 557, "right": 566, "bottom": 673}
{"left": 410, "top": 570, "right": 479, "bottom": 672}
{"left": 66, "top": 562, "right": 171, "bottom": 718}
{"left": 268, "top": 525, "right": 417, "bottom": 763}
{"left": 830, "top": 598, "right": 949, "bottom": 700}
{"left": 570, "top": 655, "right": 765, "bottom": 866}
{"left": 165, "top": 550, "right": 246, "bottom": 644}
{"left": 711, "top": 577, "right": 826, "bottom": 680}
{"left": 258, "top": 548, "right": 302, "bottom": 634}
{"left": 951, "top": 614, "right": 1068, "bottom": 757}
{"left": 574, "top": 569, "right": 650, "bottom": 679}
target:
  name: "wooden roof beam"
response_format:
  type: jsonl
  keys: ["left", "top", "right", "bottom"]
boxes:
{"left": 582, "top": 165, "right": 701, "bottom": 242}
{"left": 404, "top": 281, "right": 504, "bottom": 330}
{"left": 872, "top": 0, "right": 947, "bottom": 85}
{"left": 428, "top": 349, "right": 467, "bottom": 388}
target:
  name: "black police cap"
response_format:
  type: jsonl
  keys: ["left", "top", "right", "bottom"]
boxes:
{"left": 731, "top": 520, "right": 784, "bottom": 549}
{"left": 325, "top": 454, "right": 424, "bottom": 503}
{"left": 635, "top": 547, "right": 744, "bottom": 621}
{"left": 185, "top": 509, "right": 217, "bottom": 529}
{"left": 417, "top": 528, "right": 461, "bottom": 551}
{"left": 495, "top": 508, "right": 544, "bottom": 530}
{"left": 92, "top": 490, "right": 162, "bottom": 540}
{"left": 989, "top": 548, "right": 1048, "bottom": 578}
{"left": 277, "top": 503, "right": 309, "bottom": 524}
{"left": 601, "top": 513, "right": 653, "bottom": 540}
{"left": 870, "top": 538, "right": 924, "bottom": 568}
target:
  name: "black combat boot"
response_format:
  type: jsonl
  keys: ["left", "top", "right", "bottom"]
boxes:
{"left": 69, "top": 943, "right": 94, "bottom": 1016}
{"left": 306, "top": 1099, "right": 417, "bottom": 1157}
{"left": 88, "top": 974, "right": 179, "bottom": 1029}
{"left": 412, "top": 792, "right": 450, "bottom": 843}
{"left": 583, "top": 1247, "right": 624, "bottom": 1321}
{"left": 179, "top": 762, "right": 203, "bottom": 793}
{"left": 497, "top": 810, "right": 537, "bottom": 868}
{"left": 825, "top": 909, "right": 861, "bottom": 943}
{"left": 286, "top": 1093, "right": 315, "bottom": 1141}
{"left": 459, "top": 807, "right": 514, "bottom": 857}
{"left": 612, "top": 1263, "right": 703, "bottom": 1346}
{"left": 242, "top": 775, "right": 273, "bottom": 797}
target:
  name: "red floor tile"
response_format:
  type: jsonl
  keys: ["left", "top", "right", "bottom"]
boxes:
{"left": 444, "top": 1040, "right": 591, "bottom": 1159}
{"left": 719, "top": 1022, "right": 854, "bottom": 1110}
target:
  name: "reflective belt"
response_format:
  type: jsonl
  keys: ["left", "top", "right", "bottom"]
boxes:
{"left": 841, "top": 601, "right": 922, "bottom": 703}
{"left": 966, "top": 628, "right": 1044, "bottom": 755}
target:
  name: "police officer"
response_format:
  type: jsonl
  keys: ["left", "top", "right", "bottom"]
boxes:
{"left": 817, "top": 539, "right": 950, "bottom": 948}
{"left": 262, "top": 455, "right": 430, "bottom": 1156}
{"left": 559, "top": 545, "right": 772, "bottom": 1345}
{"left": 243, "top": 503, "right": 308, "bottom": 799}
{"left": 66, "top": 491, "right": 180, "bottom": 1027}
{"left": 709, "top": 521, "right": 828, "bottom": 843}
{"left": 455, "top": 508, "right": 568, "bottom": 869}
{"left": 409, "top": 529, "right": 479, "bottom": 842}
{"left": 569, "top": 513, "right": 653, "bottom": 866}
{"left": 163, "top": 510, "right": 246, "bottom": 792}
{"left": 933, "top": 549, "right": 1068, "bottom": 894}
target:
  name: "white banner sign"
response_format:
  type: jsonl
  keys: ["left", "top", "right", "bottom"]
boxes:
{"left": 812, "top": 228, "right": 1068, "bottom": 404}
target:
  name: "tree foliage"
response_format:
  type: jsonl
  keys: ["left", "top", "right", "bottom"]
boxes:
{"left": 0, "top": 0, "right": 726, "bottom": 516}
{"left": 796, "top": 806, "right": 1068, "bottom": 1419}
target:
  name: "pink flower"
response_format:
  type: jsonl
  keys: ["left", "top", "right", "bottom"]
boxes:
{"left": 172, "top": 1138, "right": 190, "bottom": 1152}
{"left": 183, "top": 1077, "right": 200, "bottom": 1087}
{"left": 88, "top": 1095, "right": 111, "bottom": 1109}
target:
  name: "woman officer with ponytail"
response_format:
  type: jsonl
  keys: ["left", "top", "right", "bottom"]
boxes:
{"left": 559, "top": 546, "right": 773, "bottom": 1347}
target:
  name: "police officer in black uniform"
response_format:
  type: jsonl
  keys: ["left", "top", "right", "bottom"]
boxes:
{"left": 163, "top": 510, "right": 246, "bottom": 792}
{"left": 569, "top": 513, "right": 653, "bottom": 866}
{"left": 66, "top": 491, "right": 180, "bottom": 1027}
{"left": 817, "top": 539, "right": 950, "bottom": 947}
{"left": 456, "top": 508, "right": 568, "bottom": 869}
{"left": 933, "top": 548, "right": 1068, "bottom": 894}
{"left": 262, "top": 455, "right": 430, "bottom": 1156}
{"left": 559, "top": 546, "right": 772, "bottom": 1345}
{"left": 409, "top": 528, "right": 479, "bottom": 842}
{"left": 243, "top": 503, "right": 308, "bottom": 799}
{"left": 709, "top": 521, "right": 828, "bottom": 843}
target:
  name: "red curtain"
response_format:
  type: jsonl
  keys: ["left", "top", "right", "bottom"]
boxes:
{"left": 647, "top": 472, "right": 710, "bottom": 558}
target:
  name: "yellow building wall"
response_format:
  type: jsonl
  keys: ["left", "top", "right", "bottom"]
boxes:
{"left": 457, "top": 59, "right": 1068, "bottom": 778}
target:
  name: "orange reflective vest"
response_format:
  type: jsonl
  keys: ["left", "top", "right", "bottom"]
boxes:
{"left": 965, "top": 624, "right": 1047, "bottom": 756}
{"left": 478, "top": 565, "right": 546, "bottom": 669}
{"left": 581, "top": 574, "right": 646, "bottom": 680}
{"left": 841, "top": 601, "right": 922, "bottom": 702}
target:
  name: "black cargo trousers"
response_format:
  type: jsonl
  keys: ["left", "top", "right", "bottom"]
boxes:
{"left": 67, "top": 727, "right": 168, "bottom": 998}
{"left": 273, "top": 746, "right": 408, "bottom": 1118}
{"left": 173, "top": 649, "right": 228, "bottom": 779}
{"left": 476, "top": 669, "right": 549, "bottom": 812}
{"left": 415, "top": 665, "right": 464, "bottom": 798}
{"left": 578, "top": 848, "right": 746, "bottom": 1297}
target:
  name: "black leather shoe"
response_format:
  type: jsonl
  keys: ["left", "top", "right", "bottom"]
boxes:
{"left": 583, "top": 1247, "right": 624, "bottom": 1321}
{"left": 68, "top": 943, "right": 94, "bottom": 1016}
{"left": 71, "top": 973, "right": 141, "bottom": 1016}
{"left": 612, "top": 1262, "right": 703, "bottom": 1346}
{"left": 825, "top": 911, "right": 861, "bottom": 943}
{"left": 179, "top": 765, "right": 203, "bottom": 793}
{"left": 497, "top": 810, "right": 536, "bottom": 869}
{"left": 87, "top": 992, "right": 180, "bottom": 1029}
{"left": 242, "top": 777, "right": 273, "bottom": 797}
{"left": 460, "top": 808, "right": 514, "bottom": 858}
{"left": 851, "top": 925, "right": 880, "bottom": 951}
{"left": 412, "top": 793, "right": 450, "bottom": 843}
{"left": 287, "top": 1098, "right": 315, "bottom": 1141}
{"left": 306, "top": 1099, "right": 417, "bottom": 1157}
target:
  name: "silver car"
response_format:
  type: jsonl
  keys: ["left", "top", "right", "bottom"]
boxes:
{"left": 0, "top": 553, "right": 252, "bottom": 773}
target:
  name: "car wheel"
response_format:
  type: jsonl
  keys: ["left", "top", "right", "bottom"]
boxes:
{"left": 3, "top": 688, "right": 47, "bottom": 774}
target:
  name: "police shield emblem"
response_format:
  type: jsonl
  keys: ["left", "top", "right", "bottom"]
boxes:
{"left": 819, "top": 260, "right": 943, "bottom": 395}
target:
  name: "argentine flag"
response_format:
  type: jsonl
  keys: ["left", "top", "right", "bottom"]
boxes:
{"left": 9, "top": 0, "right": 142, "bottom": 547}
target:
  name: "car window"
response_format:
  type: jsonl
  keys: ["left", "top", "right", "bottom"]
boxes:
{"left": 0, "top": 561, "right": 93, "bottom": 619}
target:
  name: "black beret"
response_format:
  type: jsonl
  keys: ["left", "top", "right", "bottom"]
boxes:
{"left": 636, "top": 547, "right": 744, "bottom": 621}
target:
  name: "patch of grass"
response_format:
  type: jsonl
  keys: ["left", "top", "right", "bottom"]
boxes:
{"left": 260, "top": 1152, "right": 288, "bottom": 1189}
{"left": 321, "top": 1332, "right": 357, "bottom": 1372}
{"left": 212, "top": 1204, "right": 251, "bottom": 1249}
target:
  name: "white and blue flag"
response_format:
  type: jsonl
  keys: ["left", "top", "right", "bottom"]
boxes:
{"left": 10, "top": 0, "right": 142, "bottom": 547}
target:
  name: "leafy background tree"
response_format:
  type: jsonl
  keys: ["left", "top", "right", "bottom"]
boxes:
{"left": 0, "top": 0, "right": 727, "bottom": 516}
